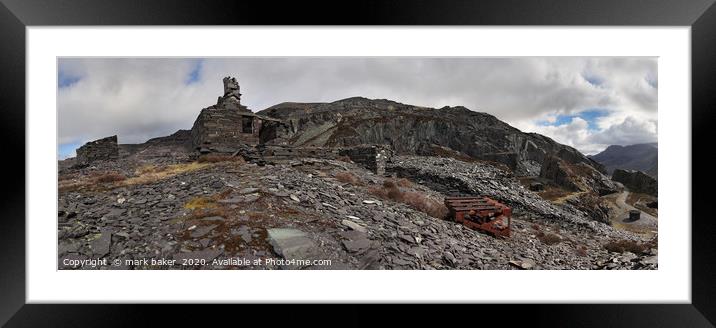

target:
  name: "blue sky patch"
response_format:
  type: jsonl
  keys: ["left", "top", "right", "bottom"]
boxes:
{"left": 58, "top": 141, "right": 82, "bottom": 159}
{"left": 537, "top": 108, "right": 610, "bottom": 131}
{"left": 582, "top": 73, "right": 604, "bottom": 87}
{"left": 58, "top": 69, "right": 81, "bottom": 88}
{"left": 185, "top": 59, "right": 203, "bottom": 85}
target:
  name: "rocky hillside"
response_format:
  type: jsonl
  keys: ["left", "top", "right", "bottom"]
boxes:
{"left": 590, "top": 143, "right": 658, "bottom": 178}
{"left": 258, "top": 97, "right": 605, "bottom": 176}
{"left": 58, "top": 154, "right": 656, "bottom": 270}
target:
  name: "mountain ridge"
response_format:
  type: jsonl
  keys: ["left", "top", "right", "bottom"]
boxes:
{"left": 590, "top": 142, "right": 658, "bottom": 178}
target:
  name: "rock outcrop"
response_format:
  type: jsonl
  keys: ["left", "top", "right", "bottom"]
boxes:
{"left": 539, "top": 156, "right": 619, "bottom": 196}
{"left": 612, "top": 169, "right": 658, "bottom": 196}
{"left": 539, "top": 156, "right": 581, "bottom": 192}
{"left": 257, "top": 97, "right": 605, "bottom": 177}
{"left": 76, "top": 135, "right": 119, "bottom": 165}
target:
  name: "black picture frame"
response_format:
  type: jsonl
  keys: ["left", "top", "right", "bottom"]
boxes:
{"left": 1, "top": 0, "right": 714, "bottom": 326}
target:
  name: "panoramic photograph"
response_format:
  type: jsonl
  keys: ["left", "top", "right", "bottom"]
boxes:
{"left": 57, "top": 57, "right": 658, "bottom": 270}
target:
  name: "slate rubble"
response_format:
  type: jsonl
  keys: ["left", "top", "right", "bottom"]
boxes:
{"left": 58, "top": 154, "right": 656, "bottom": 270}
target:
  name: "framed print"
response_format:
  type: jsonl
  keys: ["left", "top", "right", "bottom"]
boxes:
{"left": 1, "top": 0, "right": 714, "bottom": 326}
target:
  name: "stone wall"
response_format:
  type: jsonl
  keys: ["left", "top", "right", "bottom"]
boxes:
{"left": 612, "top": 169, "right": 657, "bottom": 196}
{"left": 76, "top": 135, "right": 119, "bottom": 165}
{"left": 339, "top": 144, "right": 393, "bottom": 175}
{"left": 261, "top": 145, "right": 340, "bottom": 160}
{"left": 191, "top": 108, "right": 262, "bottom": 153}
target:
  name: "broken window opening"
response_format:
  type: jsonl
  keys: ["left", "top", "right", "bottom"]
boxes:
{"left": 242, "top": 117, "right": 253, "bottom": 133}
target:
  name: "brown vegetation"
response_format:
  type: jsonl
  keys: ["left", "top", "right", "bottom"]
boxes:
{"left": 197, "top": 154, "right": 246, "bottom": 163}
{"left": 94, "top": 171, "right": 127, "bottom": 183}
{"left": 184, "top": 189, "right": 232, "bottom": 211}
{"left": 401, "top": 191, "right": 449, "bottom": 219}
{"left": 368, "top": 180, "right": 448, "bottom": 219}
{"left": 59, "top": 170, "right": 127, "bottom": 192}
{"left": 335, "top": 171, "right": 364, "bottom": 186}
{"left": 395, "top": 178, "right": 413, "bottom": 188}
{"left": 536, "top": 231, "right": 562, "bottom": 245}
{"left": 538, "top": 187, "right": 574, "bottom": 202}
{"left": 124, "top": 162, "right": 209, "bottom": 186}
{"left": 575, "top": 245, "right": 588, "bottom": 257}
{"left": 58, "top": 179, "right": 91, "bottom": 193}
{"left": 603, "top": 239, "right": 649, "bottom": 254}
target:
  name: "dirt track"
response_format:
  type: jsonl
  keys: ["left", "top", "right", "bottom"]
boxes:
{"left": 610, "top": 191, "right": 657, "bottom": 234}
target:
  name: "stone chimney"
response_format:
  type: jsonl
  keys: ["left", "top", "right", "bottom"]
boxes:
{"left": 216, "top": 76, "right": 248, "bottom": 111}
{"left": 223, "top": 76, "right": 241, "bottom": 100}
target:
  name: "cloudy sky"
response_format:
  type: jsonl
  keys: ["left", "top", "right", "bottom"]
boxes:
{"left": 58, "top": 57, "right": 657, "bottom": 159}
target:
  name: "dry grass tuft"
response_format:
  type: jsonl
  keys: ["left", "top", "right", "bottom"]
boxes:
{"left": 603, "top": 239, "right": 649, "bottom": 254}
{"left": 401, "top": 191, "right": 449, "bottom": 219}
{"left": 395, "top": 178, "right": 413, "bottom": 188}
{"left": 58, "top": 180, "right": 91, "bottom": 193}
{"left": 335, "top": 171, "right": 364, "bottom": 186}
{"left": 59, "top": 171, "right": 126, "bottom": 193}
{"left": 575, "top": 245, "right": 588, "bottom": 257}
{"left": 124, "top": 162, "right": 209, "bottom": 186}
{"left": 368, "top": 182, "right": 448, "bottom": 219}
{"left": 536, "top": 231, "right": 562, "bottom": 245}
{"left": 183, "top": 189, "right": 232, "bottom": 211}
{"left": 94, "top": 172, "right": 127, "bottom": 183}
{"left": 184, "top": 196, "right": 218, "bottom": 210}
{"left": 59, "top": 163, "right": 210, "bottom": 193}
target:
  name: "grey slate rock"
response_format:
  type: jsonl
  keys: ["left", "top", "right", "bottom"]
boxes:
{"left": 266, "top": 228, "right": 317, "bottom": 260}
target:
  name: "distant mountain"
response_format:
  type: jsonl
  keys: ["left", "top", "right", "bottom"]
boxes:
{"left": 590, "top": 143, "right": 657, "bottom": 178}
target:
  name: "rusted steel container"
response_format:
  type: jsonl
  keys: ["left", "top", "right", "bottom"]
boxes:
{"left": 444, "top": 196, "right": 511, "bottom": 238}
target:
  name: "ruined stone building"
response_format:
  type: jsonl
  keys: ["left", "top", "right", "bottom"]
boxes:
{"left": 75, "top": 135, "right": 119, "bottom": 165}
{"left": 190, "top": 76, "right": 292, "bottom": 154}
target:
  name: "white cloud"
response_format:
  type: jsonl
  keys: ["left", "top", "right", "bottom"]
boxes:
{"left": 516, "top": 115, "right": 657, "bottom": 155}
{"left": 589, "top": 116, "right": 658, "bottom": 146}
{"left": 58, "top": 57, "right": 657, "bottom": 155}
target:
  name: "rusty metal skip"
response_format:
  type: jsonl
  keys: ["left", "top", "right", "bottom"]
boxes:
{"left": 444, "top": 196, "right": 511, "bottom": 238}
